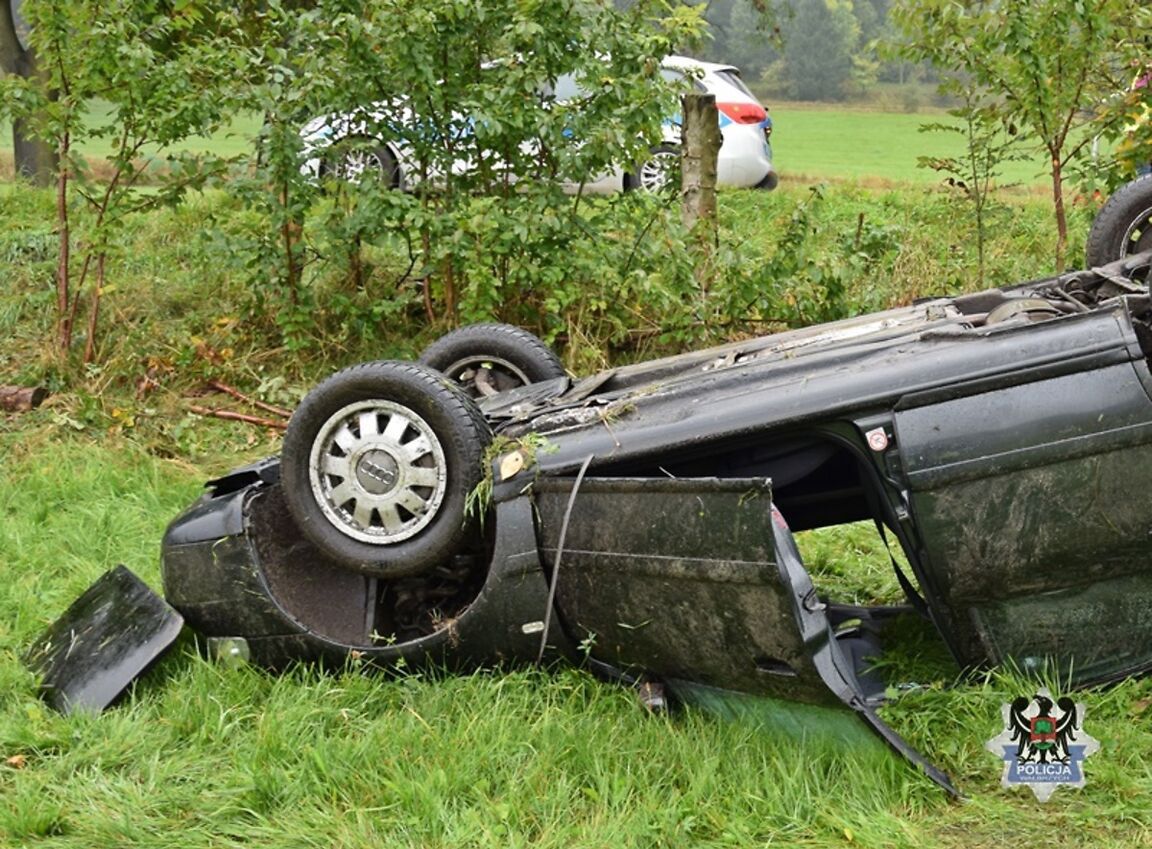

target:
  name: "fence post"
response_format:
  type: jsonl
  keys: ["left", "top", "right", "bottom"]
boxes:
{"left": 681, "top": 91, "right": 720, "bottom": 237}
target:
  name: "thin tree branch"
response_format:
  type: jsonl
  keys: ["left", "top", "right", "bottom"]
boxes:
{"left": 188, "top": 405, "right": 288, "bottom": 430}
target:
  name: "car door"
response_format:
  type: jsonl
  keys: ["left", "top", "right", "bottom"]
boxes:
{"left": 891, "top": 307, "right": 1152, "bottom": 684}
{"left": 531, "top": 475, "right": 956, "bottom": 794}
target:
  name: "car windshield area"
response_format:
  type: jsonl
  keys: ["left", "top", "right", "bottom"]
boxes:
{"left": 548, "top": 66, "right": 703, "bottom": 102}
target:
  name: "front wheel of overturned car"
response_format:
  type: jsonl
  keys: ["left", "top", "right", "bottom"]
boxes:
{"left": 1086, "top": 175, "right": 1152, "bottom": 267}
{"left": 419, "top": 323, "right": 566, "bottom": 399}
{"left": 280, "top": 361, "right": 491, "bottom": 578}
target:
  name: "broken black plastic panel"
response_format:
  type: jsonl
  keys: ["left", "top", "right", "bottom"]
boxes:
{"left": 23, "top": 565, "right": 184, "bottom": 715}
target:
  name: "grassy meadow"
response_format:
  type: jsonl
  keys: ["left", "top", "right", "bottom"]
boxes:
{"left": 0, "top": 107, "right": 1145, "bottom": 847}
{"left": 768, "top": 101, "right": 1055, "bottom": 187}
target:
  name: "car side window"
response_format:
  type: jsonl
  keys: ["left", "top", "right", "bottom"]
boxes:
{"left": 661, "top": 67, "right": 707, "bottom": 92}
{"left": 714, "top": 69, "right": 754, "bottom": 98}
{"left": 552, "top": 73, "right": 586, "bottom": 101}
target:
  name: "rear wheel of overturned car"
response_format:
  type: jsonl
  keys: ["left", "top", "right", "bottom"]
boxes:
{"left": 1086, "top": 175, "right": 1152, "bottom": 267}
{"left": 419, "top": 323, "right": 566, "bottom": 399}
{"left": 280, "top": 361, "right": 491, "bottom": 578}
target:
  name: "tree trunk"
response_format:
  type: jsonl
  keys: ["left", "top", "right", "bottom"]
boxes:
{"left": 278, "top": 179, "right": 302, "bottom": 305}
{"left": 83, "top": 254, "right": 104, "bottom": 364}
{"left": 55, "top": 129, "right": 72, "bottom": 352}
{"left": 1050, "top": 154, "right": 1067, "bottom": 272}
{"left": 0, "top": 1, "right": 58, "bottom": 186}
{"left": 681, "top": 92, "right": 720, "bottom": 235}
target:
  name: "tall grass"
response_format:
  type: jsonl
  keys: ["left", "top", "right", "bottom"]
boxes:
{"left": 4, "top": 434, "right": 1152, "bottom": 847}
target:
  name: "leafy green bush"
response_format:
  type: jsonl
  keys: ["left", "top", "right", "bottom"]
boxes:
{"left": 219, "top": 0, "right": 703, "bottom": 354}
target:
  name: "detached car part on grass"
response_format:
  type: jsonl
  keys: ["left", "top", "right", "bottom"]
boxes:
{"left": 29, "top": 250, "right": 1152, "bottom": 798}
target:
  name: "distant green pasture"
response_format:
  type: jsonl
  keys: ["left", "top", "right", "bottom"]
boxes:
{"left": 768, "top": 101, "right": 1054, "bottom": 187}
{"left": 0, "top": 101, "right": 264, "bottom": 162}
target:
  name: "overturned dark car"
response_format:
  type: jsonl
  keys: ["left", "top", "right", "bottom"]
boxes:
{"left": 29, "top": 251, "right": 1152, "bottom": 796}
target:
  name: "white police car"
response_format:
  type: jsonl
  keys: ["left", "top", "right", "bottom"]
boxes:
{"left": 299, "top": 55, "right": 777, "bottom": 194}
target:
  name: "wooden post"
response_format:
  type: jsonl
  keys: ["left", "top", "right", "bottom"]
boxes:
{"left": 0, "top": 2, "right": 58, "bottom": 186}
{"left": 0, "top": 386, "right": 48, "bottom": 412}
{"left": 680, "top": 92, "right": 720, "bottom": 236}
{"left": 681, "top": 92, "right": 721, "bottom": 306}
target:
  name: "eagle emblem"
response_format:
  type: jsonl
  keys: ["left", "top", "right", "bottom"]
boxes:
{"left": 986, "top": 687, "right": 1100, "bottom": 802}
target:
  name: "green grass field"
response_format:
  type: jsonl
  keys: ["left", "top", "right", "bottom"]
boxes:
{"left": 0, "top": 103, "right": 262, "bottom": 167}
{"left": 768, "top": 100, "right": 1055, "bottom": 187}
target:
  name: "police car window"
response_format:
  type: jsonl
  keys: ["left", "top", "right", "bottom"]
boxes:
{"left": 661, "top": 68, "right": 707, "bottom": 92}
{"left": 715, "top": 69, "right": 754, "bottom": 97}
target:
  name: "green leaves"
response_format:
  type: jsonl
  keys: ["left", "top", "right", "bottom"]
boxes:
{"left": 0, "top": 0, "right": 711, "bottom": 359}
{"left": 892, "top": 0, "right": 1152, "bottom": 269}
{"left": 217, "top": 0, "right": 707, "bottom": 343}
{"left": 0, "top": 0, "right": 266, "bottom": 363}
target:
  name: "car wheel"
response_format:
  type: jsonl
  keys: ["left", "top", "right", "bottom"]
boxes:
{"left": 280, "top": 361, "right": 490, "bottom": 578}
{"left": 419, "top": 323, "right": 566, "bottom": 399}
{"left": 755, "top": 171, "right": 779, "bottom": 191}
{"left": 327, "top": 137, "right": 399, "bottom": 187}
{"left": 1086, "top": 175, "right": 1152, "bottom": 266}
{"left": 628, "top": 144, "right": 681, "bottom": 193}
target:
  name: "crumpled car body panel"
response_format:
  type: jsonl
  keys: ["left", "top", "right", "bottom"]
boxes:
{"left": 23, "top": 566, "right": 184, "bottom": 715}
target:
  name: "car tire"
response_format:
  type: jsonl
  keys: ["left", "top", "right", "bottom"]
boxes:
{"left": 280, "top": 361, "right": 491, "bottom": 578}
{"left": 1086, "top": 175, "right": 1152, "bottom": 266}
{"left": 626, "top": 144, "right": 681, "bottom": 193}
{"left": 419, "top": 323, "right": 566, "bottom": 399}
{"left": 325, "top": 137, "right": 399, "bottom": 187}
{"left": 755, "top": 171, "right": 779, "bottom": 191}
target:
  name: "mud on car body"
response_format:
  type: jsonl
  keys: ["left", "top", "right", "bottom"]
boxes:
{"left": 27, "top": 251, "right": 1152, "bottom": 796}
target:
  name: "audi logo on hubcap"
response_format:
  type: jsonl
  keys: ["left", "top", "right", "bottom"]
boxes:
{"left": 356, "top": 449, "right": 401, "bottom": 495}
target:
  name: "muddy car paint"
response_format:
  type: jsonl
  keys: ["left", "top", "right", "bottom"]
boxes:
{"left": 483, "top": 256, "right": 1152, "bottom": 686}
{"left": 156, "top": 462, "right": 957, "bottom": 793}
